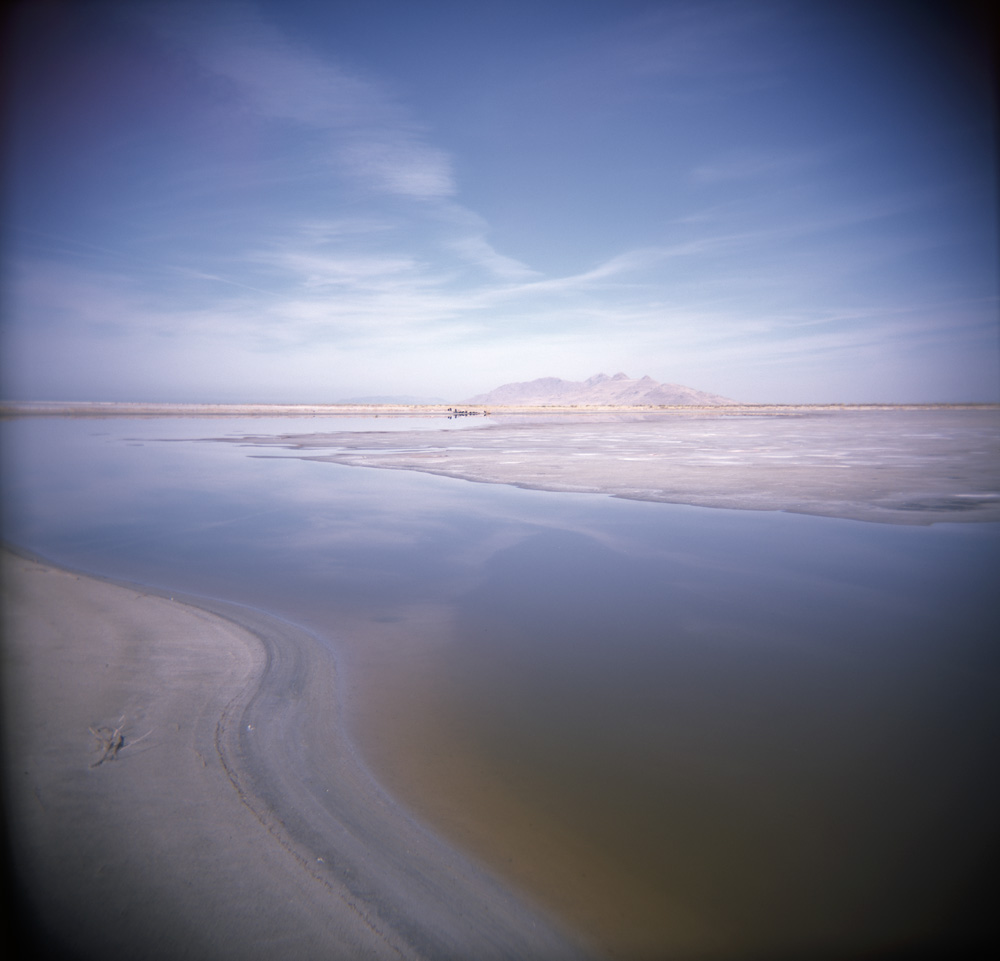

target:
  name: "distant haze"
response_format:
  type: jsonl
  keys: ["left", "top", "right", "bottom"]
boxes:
{"left": 467, "top": 373, "right": 734, "bottom": 406}
{"left": 1, "top": 2, "right": 996, "bottom": 404}
{"left": 338, "top": 395, "right": 449, "bottom": 406}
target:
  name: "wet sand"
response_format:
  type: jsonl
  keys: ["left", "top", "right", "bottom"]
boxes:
{"left": 0, "top": 550, "right": 591, "bottom": 960}
{"left": 227, "top": 407, "right": 1000, "bottom": 525}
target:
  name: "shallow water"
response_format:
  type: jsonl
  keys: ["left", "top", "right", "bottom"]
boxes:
{"left": 2, "top": 416, "right": 998, "bottom": 957}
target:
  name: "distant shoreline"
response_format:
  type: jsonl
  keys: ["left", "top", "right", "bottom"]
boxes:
{"left": 225, "top": 407, "right": 1000, "bottom": 526}
{"left": 2, "top": 400, "right": 998, "bottom": 416}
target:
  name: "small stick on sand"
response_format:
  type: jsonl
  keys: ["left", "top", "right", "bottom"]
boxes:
{"left": 89, "top": 714, "right": 141, "bottom": 767}
{"left": 89, "top": 717, "right": 125, "bottom": 767}
{"left": 89, "top": 716, "right": 154, "bottom": 767}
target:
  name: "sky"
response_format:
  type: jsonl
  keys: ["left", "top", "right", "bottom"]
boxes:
{"left": 1, "top": 0, "right": 997, "bottom": 404}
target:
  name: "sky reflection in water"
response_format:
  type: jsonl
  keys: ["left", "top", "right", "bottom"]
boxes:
{"left": 2, "top": 416, "right": 998, "bottom": 954}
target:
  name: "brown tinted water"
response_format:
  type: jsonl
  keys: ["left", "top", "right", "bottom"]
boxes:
{"left": 350, "top": 516, "right": 999, "bottom": 959}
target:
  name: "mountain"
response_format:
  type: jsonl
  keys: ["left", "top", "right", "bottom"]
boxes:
{"left": 466, "top": 372, "right": 735, "bottom": 406}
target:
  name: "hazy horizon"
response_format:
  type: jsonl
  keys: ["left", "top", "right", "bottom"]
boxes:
{"left": 2, "top": 1, "right": 997, "bottom": 405}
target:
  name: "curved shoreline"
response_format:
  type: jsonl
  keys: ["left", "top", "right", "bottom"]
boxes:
{"left": 1, "top": 548, "right": 593, "bottom": 960}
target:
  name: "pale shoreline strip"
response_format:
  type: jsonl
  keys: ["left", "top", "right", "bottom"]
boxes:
{"left": 3, "top": 400, "right": 997, "bottom": 418}
{"left": 1, "top": 548, "right": 593, "bottom": 960}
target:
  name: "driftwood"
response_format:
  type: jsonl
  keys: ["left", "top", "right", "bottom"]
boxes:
{"left": 89, "top": 715, "right": 152, "bottom": 767}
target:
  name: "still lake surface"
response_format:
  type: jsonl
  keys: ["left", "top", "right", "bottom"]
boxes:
{"left": 3, "top": 415, "right": 998, "bottom": 956}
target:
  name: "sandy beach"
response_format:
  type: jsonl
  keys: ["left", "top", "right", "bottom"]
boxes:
{"left": 1, "top": 550, "right": 591, "bottom": 961}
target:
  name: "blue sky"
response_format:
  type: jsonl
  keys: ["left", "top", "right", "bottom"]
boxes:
{"left": 2, "top": 0, "right": 996, "bottom": 403}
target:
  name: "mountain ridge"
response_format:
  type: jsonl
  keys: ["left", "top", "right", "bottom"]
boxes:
{"left": 466, "top": 373, "right": 735, "bottom": 406}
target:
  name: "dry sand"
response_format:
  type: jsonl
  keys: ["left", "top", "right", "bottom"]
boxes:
{"left": 1, "top": 550, "right": 592, "bottom": 961}
{"left": 227, "top": 407, "right": 1000, "bottom": 525}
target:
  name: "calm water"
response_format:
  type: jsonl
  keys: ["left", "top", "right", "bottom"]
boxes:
{"left": 3, "top": 416, "right": 998, "bottom": 957}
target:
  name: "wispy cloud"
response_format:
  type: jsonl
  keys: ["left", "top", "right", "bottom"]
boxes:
{"left": 339, "top": 137, "right": 454, "bottom": 199}
{"left": 146, "top": 3, "right": 455, "bottom": 201}
{"left": 435, "top": 205, "right": 539, "bottom": 280}
{"left": 135, "top": 1, "right": 544, "bottom": 301}
{"left": 256, "top": 250, "right": 423, "bottom": 290}
{"left": 482, "top": 236, "right": 756, "bottom": 302}
{"left": 447, "top": 235, "right": 539, "bottom": 280}
{"left": 294, "top": 219, "right": 397, "bottom": 242}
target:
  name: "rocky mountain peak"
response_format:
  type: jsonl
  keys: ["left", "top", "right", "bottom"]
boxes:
{"left": 466, "top": 374, "right": 735, "bottom": 406}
